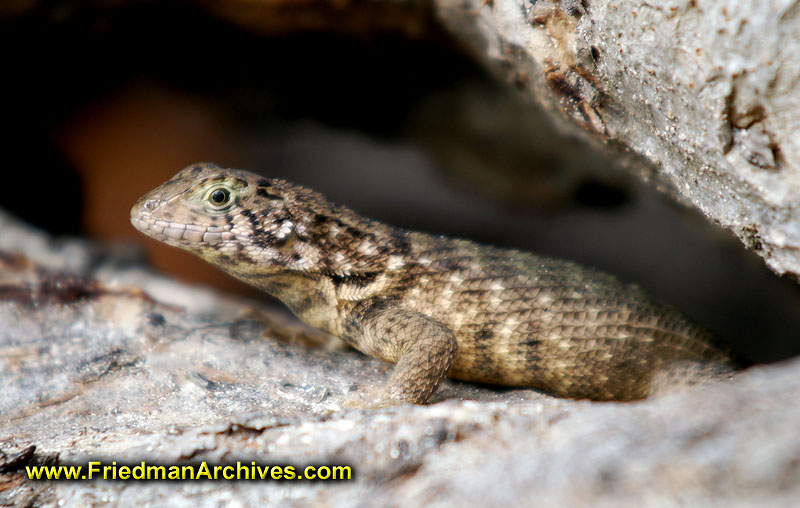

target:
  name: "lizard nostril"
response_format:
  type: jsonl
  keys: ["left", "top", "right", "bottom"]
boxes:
{"left": 143, "top": 200, "right": 157, "bottom": 211}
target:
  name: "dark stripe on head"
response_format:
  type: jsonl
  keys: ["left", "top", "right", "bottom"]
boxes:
{"left": 270, "top": 211, "right": 292, "bottom": 224}
{"left": 257, "top": 188, "right": 284, "bottom": 200}
{"left": 240, "top": 209, "right": 261, "bottom": 231}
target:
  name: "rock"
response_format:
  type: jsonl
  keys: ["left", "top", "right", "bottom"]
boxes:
{"left": 435, "top": 0, "right": 800, "bottom": 281}
{"left": 1, "top": 210, "right": 799, "bottom": 507}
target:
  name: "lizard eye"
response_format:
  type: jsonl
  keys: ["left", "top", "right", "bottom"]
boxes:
{"left": 205, "top": 186, "right": 233, "bottom": 209}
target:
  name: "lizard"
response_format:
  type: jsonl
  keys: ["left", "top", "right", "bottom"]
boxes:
{"left": 130, "top": 162, "right": 742, "bottom": 406}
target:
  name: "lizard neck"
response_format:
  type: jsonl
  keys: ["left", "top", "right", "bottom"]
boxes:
{"left": 244, "top": 270, "right": 342, "bottom": 335}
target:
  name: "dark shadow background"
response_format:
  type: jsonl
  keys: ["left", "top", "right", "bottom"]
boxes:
{"left": 2, "top": 1, "right": 799, "bottom": 362}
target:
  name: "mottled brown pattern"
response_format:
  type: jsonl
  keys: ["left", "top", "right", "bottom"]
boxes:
{"left": 131, "top": 163, "right": 740, "bottom": 405}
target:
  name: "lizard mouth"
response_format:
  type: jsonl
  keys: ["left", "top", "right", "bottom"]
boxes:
{"left": 130, "top": 202, "right": 234, "bottom": 247}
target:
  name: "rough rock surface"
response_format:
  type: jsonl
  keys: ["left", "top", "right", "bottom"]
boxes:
{"left": 1, "top": 211, "right": 799, "bottom": 507}
{"left": 435, "top": 0, "right": 800, "bottom": 280}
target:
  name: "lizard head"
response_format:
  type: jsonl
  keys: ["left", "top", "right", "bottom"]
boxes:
{"left": 130, "top": 162, "right": 316, "bottom": 277}
{"left": 132, "top": 162, "right": 403, "bottom": 282}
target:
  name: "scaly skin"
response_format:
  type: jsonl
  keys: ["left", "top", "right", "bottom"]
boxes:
{"left": 131, "top": 163, "right": 740, "bottom": 405}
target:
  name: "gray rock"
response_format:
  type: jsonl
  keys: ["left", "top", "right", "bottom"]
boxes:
{"left": 1, "top": 212, "right": 798, "bottom": 507}
{"left": 435, "top": 0, "right": 800, "bottom": 280}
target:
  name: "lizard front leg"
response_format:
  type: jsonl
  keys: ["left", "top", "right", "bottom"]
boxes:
{"left": 349, "top": 306, "right": 458, "bottom": 406}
